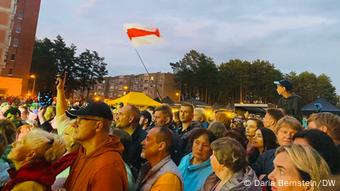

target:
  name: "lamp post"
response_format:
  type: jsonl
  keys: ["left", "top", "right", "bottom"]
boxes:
{"left": 175, "top": 91, "right": 180, "bottom": 103}
{"left": 30, "top": 74, "right": 36, "bottom": 96}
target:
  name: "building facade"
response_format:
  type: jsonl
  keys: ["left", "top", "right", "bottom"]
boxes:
{"left": 0, "top": 0, "right": 41, "bottom": 95}
{"left": 90, "top": 72, "right": 180, "bottom": 102}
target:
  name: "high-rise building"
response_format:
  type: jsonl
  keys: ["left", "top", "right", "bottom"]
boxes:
{"left": 0, "top": 0, "right": 41, "bottom": 96}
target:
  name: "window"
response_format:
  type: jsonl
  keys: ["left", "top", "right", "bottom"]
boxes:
{"left": 15, "top": 24, "right": 21, "bottom": 33}
{"left": 10, "top": 53, "right": 15, "bottom": 61}
{"left": 17, "top": 11, "right": 24, "bottom": 20}
{"left": 12, "top": 38, "right": 19, "bottom": 47}
{"left": 8, "top": 69, "right": 13, "bottom": 75}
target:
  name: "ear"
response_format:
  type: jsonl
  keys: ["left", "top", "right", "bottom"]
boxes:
{"left": 26, "top": 151, "right": 36, "bottom": 161}
{"left": 165, "top": 117, "right": 171, "bottom": 124}
{"left": 95, "top": 121, "right": 104, "bottom": 132}
{"left": 128, "top": 116, "right": 134, "bottom": 124}
{"left": 158, "top": 141, "right": 166, "bottom": 152}
{"left": 319, "top": 125, "right": 328, "bottom": 133}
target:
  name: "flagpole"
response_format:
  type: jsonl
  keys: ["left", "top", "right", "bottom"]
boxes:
{"left": 134, "top": 48, "right": 163, "bottom": 102}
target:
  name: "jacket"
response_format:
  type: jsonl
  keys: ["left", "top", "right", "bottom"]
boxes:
{"left": 2, "top": 160, "right": 55, "bottom": 191}
{"left": 201, "top": 166, "right": 261, "bottom": 191}
{"left": 178, "top": 152, "right": 212, "bottom": 191}
{"left": 137, "top": 155, "right": 183, "bottom": 191}
{"left": 64, "top": 135, "right": 128, "bottom": 191}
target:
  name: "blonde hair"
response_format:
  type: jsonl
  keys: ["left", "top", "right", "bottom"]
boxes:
{"left": 275, "top": 116, "right": 302, "bottom": 134}
{"left": 194, "top": 108, "right": 207, "bottom": 122}
{"left": 25, "top": 129, "right": 66, "bottom": 162}
{"left": 276, "top": 144, "right": 331, "bottom": 191}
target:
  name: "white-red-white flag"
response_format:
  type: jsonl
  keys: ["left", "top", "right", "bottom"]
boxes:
{"left": 124, "top": 23, "right": 162, "bottom": 46}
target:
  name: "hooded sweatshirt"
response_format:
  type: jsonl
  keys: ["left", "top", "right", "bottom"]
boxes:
{"left": 201, "top": 166, "right": 261, "bottom": 191}
{"left": 178, "top": 152, "right": 212, "bottom": 191}
{"left": 64, "top": 135, "right": 128, "bottom": 191}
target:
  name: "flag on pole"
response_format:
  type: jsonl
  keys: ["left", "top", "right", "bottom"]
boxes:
{"left": 124, "top": 23, "right": 161, "bottom": 46}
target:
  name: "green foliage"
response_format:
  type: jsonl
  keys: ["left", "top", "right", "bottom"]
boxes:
{"left": 30, "top": 36, "right": 108, "bottom": 96}
{"left": 171, "top": 50, "right": 336, "bottom": 105}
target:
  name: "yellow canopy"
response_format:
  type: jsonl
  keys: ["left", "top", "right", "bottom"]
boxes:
{"left": 105, "top": 91, "right": 161, "bottom": 107}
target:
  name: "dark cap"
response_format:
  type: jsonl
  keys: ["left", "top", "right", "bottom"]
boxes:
{"left": 66, "top": 101, "right": 113, "bottom": 120}
{"left": 274, "top": 79, "right": 293, "bottom": 91}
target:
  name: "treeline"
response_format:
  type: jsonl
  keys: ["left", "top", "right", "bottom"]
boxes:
{"left": 30, "top": 35, "right": 108, "bottom": 97}
{"left": 170, "top": 50, "right": 337, "bottom": 105}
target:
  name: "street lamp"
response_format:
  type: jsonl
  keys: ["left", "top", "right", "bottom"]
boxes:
{"left": 175, "top": 92, "right": 180, "bottom": 103}
{"left": 29, "top": 74, "right": 36, "bottom": 96}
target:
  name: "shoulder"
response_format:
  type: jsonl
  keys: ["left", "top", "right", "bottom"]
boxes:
{"left": 11, "top": 181, "right": 45, "bottom": 191}
{"left": 155, "top": 172, "right": 182, "bottom": 185}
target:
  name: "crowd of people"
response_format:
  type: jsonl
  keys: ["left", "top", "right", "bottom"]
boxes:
{"left": 0, "top": 75, "right": 339, "bottom": 191}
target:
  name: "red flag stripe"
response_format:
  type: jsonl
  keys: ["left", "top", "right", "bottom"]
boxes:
{"left": 126, "top": 28, "right": 160, "bottom": 40}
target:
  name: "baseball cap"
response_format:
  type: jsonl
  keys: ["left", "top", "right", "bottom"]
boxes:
{"left": 66, "top": 101, "right": 113, "bottom": 120}
{"left": 274, "top": 79, "right": 293, "bottom": 91}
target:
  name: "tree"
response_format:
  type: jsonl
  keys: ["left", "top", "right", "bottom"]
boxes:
{"left": 30, "top": 38, "right": 57, "bottom": 92}
{"left": 76, "top": 49, "right": 108, "bottom": 98}
{"left": 31, "top": 35, "right": 108, "bottom": 97}
{"left": 285, "top": 72, "right": 337, "bottom": 104}
{"left": 170, "top": 50, "right": 219, "bottom": 103}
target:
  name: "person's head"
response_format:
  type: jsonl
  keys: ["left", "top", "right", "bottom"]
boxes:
{"left": 116, "top": 104, "right": 140, "bottom": 129}
{"left": 141, "top": 126, "right": 173, "bottom": 163}
{"left": 0, "top": 119, "right": 17, "bottom": 144}
{"left": 153, "top": 104, "right": 173, "bottom": 127}
{"left": 16, "top": 124, "right": 34, "bottom": 141}
{"left": 224, "top": 130, "right": 248, "bottom": 149}
{"left": 139, "top": 110, "right": 152, "bottom": 128}
{"left": 208, "top": 121, "right": 227, "bottom": 139}
{"left": 252, "top": 127, "right": 278, "bottom": 152}
{"left": 274, "top": 79, "right": 293, "bottom": 95}
{"left": 245, "top": 118, "right": 263, "bottom": 140}
{"left": 210, "top": 137, "right": 248, "bottom": 179}
{"left": 66, "top": 101, "right": 113, "bottom": 143}
{"left": 276, "top": 116, "right": 303, "bottom": 146}
{"left": 190, "top": 128, "right": 216, "bottom": 163}
{"left": 293, "top": 129, "right": 340, "bottom": 175}
{"left": 263, "top": 108, "right": 284, "bottom": 131}
{"left": 62, "top": 120, "right": 79, "bottom": 152}
{"left": 193, "top": 108, "right": 207, "bottom": 123}
{"left": 173, "top": 111, "right": 180, "bottom": 125}
{"left": 18, "top": 105, "right": 29, "bottom": 121}
{"left": 8, "top": 128, "right": 66, "bottom": 169}
{"left": 146, "top": 106, "right": 155, "bottom": 115}
{"left": 180, "top": 103, "right": 194, "bottom": 124}
{"left": 214, "top": 111, "right": 230, "bottom": 127}
{"left": 307, "top": 112, "right": 340, "bottom": 144}
{"left": 269, "top": 144, "right": 331, "bottom": 191}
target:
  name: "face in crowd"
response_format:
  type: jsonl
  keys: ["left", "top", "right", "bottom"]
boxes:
{"left": 115, "top": 106, "right": 133, "bottom": 128}
{"left": 192, "top": 133, "right": 212, "bottom": 164}
{"left": 269, "top": 151, "right": 307, "bottom": 191}
{"left": 179, "top": 106, "right": 193, "bottom": 124}
{"left": 153, "top": 110, "right": 169, "bottom": 127}
{"left": 252, "top": 129, "right": 264, "bottom": 150}
{"left": 276, "top": 123, "right": 298, "bottom": 146}
{"left": 140, "top": 127, "right": 165, "bottom": 160}
{"left": 245, "top": 119, "right": 258, "bottom": 140}
{"left": 73, "top": 116, "right": 104, "bottom": 142}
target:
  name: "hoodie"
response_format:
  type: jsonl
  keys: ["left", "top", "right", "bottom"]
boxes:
{"left": 64, "top": 135, "right": 128, "bottom": 191}
{"left": 178, "top": 152, "right": 212, "bottom": 191}
{"left": 201, "top": 166, "right": 261, "bottom": 191}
